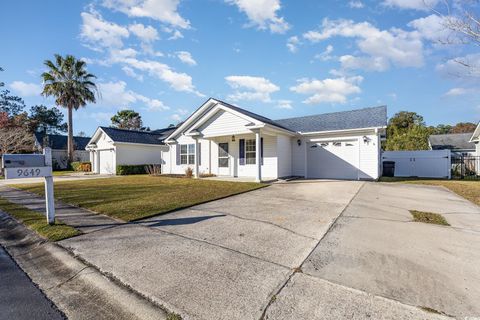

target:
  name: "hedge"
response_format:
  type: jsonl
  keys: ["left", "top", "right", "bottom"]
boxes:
{"left": 71, "top": 161, "right": 91, "bottom": 172}
{"left": 116, "top": 164, "right": 150, "bottom": 175}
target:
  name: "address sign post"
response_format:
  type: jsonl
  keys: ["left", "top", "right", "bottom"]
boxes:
{"left": 2, "top": 148, "right": 55, "bottom": 224}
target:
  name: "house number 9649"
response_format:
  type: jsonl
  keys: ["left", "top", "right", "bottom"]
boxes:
{"left": 16, "top": 168, "right": 42, "bottom": 177}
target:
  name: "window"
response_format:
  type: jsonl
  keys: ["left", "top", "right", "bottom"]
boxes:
{"left": 180, "top": 144, "right": 195, "bottom": 165}
{"left": 218, "top": 143, "right": 229, "bottom": 168}
{"left": 245, "top": 139, "right": 256, "bottom": 165}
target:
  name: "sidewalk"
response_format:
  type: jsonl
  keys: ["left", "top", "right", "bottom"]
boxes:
{"left": 0, "top": 185, "right": 122, "bottom": 233}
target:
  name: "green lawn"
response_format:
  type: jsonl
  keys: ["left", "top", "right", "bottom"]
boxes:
{"left": 15, "top": 175, "right": 265, "bottom": 221}
{"left": 0, "top": 197, "right": 81, "bottom": 241}
{"left": 53, "top": 170, "right": 76, "bottom": 176}
{"left": 379, "top": 177, "right": 480, "bottom": 206}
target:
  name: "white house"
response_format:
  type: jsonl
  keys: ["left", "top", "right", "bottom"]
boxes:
{"left": 34, "top": 133, "right": 90, "bottom": 169}
{"left": 429, "top": 133, "right": 476, "bottom": 156}
{"left": 161, "top": 98, "right": 387, "bottom": 181}
{"left": 86, "top": 127, "right": 173, "bottom": 174}
{"left": 87, "top": 98, "right": 387, "bottom": 180}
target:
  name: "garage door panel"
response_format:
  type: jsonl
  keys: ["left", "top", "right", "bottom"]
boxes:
{"left": 307, "top": 141, "right": 359, "bottom": 180}
{"left": 99, "top": 150, "right": 115, "bottom": 174}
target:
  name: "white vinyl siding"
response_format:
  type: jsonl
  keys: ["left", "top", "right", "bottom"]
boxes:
{"left": 277, "top": 135, "right": 292, "bottom": 178}
{"left": 199, "top": 110, "right": 252, "bottom": 137}
{"left": 115, "top": 144, "right": 163, "bottom": 166}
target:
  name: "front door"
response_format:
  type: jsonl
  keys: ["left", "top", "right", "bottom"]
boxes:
{"left": 218, "top": 142, "right": 230, "bottom": 176}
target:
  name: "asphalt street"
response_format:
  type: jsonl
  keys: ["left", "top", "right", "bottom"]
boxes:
{"left": 0, "top": 246, "right": 65, "bottom": 320}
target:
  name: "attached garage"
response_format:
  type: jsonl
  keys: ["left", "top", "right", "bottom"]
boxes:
{"left": 307, "top": 140, "right": 360, "bottom": 180}
{"left": 86, "top": 127, "right": 174, "bottom": 175}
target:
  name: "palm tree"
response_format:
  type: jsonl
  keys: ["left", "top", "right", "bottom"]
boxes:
{"left": 41, "top": 54, "right": 98, "bottom": 163}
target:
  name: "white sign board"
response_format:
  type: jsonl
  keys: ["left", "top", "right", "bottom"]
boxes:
{"left": 4, "top": 166, "right": 53, "bottom": 179}
{"left": 1, "top": 148, "right": 55, "bottom": 224}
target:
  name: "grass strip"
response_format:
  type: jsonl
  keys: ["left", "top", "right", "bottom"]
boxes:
{"left": 410, "top": 210, "right": 450, "bottom": 226}
{"left": 0, "top": 197, "right": 81, "bottom": 241}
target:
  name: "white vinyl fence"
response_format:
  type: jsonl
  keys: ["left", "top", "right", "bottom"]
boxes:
{"left": 382, "top": 150, "right": 451, "bottom": 179}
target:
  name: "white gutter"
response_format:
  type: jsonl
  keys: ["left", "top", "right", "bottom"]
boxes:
{"left": 299, "top": 126, "right": 387, "bottom": 136}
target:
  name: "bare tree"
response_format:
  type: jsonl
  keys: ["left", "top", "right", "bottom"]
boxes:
{"left": 0, "top": 127, "right": 35, "bottom": 155}
{"left": 433, "top": 0, "right": 480, "bottom": 74}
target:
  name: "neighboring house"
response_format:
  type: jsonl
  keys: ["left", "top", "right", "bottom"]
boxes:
{"left": 161, "top": 98, "right": 387, "bottom": 181}
{"left": 469, "top": 123, "right": 480, "bottom": 156}
{"left": 86, "top": 127, "right": 174, "bottom": 174}
{"left": 429, "top": 133, "right": 476, "bottom": 156}
{"left": 34, "top": 133, "right": 91, "bottom": 169}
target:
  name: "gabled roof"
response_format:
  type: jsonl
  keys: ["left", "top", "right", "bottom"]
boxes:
{"left": 214, "top": 99, "right": 294, "bottom": 132}
{"left": 429, "top": 133, "right": 476, "bottom": 150}
{"left": 97, "top": 126, "right": 175, "bottom": 145}
{"left": 34, "top": 133, "right": 91, "bottom": 150}
{"left": 274, "top": 106, "right": 388, "bottom": 133}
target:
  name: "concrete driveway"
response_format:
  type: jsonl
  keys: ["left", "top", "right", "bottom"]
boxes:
{"left": 56, "top": 180, "right": 480, "bottom": 320}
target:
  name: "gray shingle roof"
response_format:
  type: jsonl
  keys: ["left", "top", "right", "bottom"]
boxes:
{"left": 429, "top": 133, "right": 476, "bottom": 150}
{"left": 34, "top": 133, "right": 91, "bottom": 150}
{"left": 100, "top": 127, "right": 175, "bottom": 145}
{"left": 274, "top": 106, "right": 387, "bottom": 133}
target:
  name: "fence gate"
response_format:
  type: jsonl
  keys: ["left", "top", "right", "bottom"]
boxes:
{"left": 382, "top": 150, "right": 451, "bottom": 179}
{"left": 451, "top": 155, "right": 480, "bottom": 180}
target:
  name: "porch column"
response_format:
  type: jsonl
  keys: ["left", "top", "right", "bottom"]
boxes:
{"left": 194, "top": 138, "right": 200, "bottom": 179}
{"left": 255, "top": 130, "right": 261, "bottom": 182}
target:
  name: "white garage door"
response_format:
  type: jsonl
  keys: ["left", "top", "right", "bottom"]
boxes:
{"left": 99, "top": 150, "right": 115, "bottom": 174}
{"left": 307, "top": 140, "right": 359, "bottom": 180}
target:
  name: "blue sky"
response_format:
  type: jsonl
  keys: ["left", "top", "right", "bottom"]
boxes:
{"left": 1, "top": 0, "right": 479, "bottom": 136}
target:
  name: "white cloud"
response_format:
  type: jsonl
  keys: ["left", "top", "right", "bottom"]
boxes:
{"left": 226, "top": 0, "right": 290, "bottom": 33}
{"left": 90, "top": 112, "right": 113, "bottom": 123}
{"left": 382, "top": 0, "right": 440, "bottom": 11}
{"left": 349, "top": 1, "right": 364, "bottom": 8}
{"left": 408, "top": 14, "right": 450, "bottom": 42}
{"left": 122, "top": 66, "right": 144, "bottom": 81}
{"left": 276, "top": 99, "right": 293, "bottom": 109}
{"left": 225, "top": 75, "right": 280, "bottom": 102}
{"left": 97, "top": 81, "right": 170, "bottom": 111}
{"left": 303, "top": 19, "right": 424, "bottom": 71}
{"left": 168, "top": 29, "right": 184, "bottom": 40}
{"left": 339, "top": 55, "right": 390, "bottom": 71}
{"left": 116, "top": 57, "right": 203, "bottom": 96}
{"left": 287, "top": 36, "right": 300, "bottom": 53}
{"left": 290, "top": 76, "right": 363, "bottom": 104}
{"left": 80, "top": 9, "right": 129, "bottom": 49}
{"left": 9, "top": 81, "right": 42, "bottom": 97}
{"left": 314, "top": 45, "right": 334, "bottom": 61}
{"left": 176, "top": 51, "right": 197, "bottom": 66}
{"left": 436, "top": 53, "right": 480, "bottom": 78}
{"left": 128, "top": 23, "right": 159, "bottom": 42}
{"left": 444, "top": 87, "right": 471, "bottom": 96}
{"left": 171, "top": 108, "right": 189, "bottom": 121}
{"left": 102, "top": 0, "right": 190, "bottom": 29}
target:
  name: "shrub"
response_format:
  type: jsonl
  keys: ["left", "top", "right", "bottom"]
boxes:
{"left": 185, "top": 167, "right": 193, "bottom": 178}
{"left": 116, "top": 164, "right": 148, "bottom": 175}
{"left": 71, "top": 161, "right": 91, "bottom": 172}
{"left": 145, "top": 164, "right": 162, "bottom": 176}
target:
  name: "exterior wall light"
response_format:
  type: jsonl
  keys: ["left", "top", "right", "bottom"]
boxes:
{"left": 297, "top": 139, "right": 302, "bottom": 146}
{"left": 232, "top": 135, "right": 236, "bottom": 142}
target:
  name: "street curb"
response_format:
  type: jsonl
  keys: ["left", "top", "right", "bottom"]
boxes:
{"left": 0, "top": 211, "right": 168, "bottom": 320}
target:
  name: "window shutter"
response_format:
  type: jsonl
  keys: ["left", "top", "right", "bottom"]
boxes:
{"left": 239, "top": 139, "right": 245, "bottom": 165}
{"left": 261, "top": 137, "right": 264, "bottom": 165}
{"left": 176, "top": 144, "right": 180, "bottom": 165}
{"left": 198, "top": 143, "right": 201, "bottom": 166}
